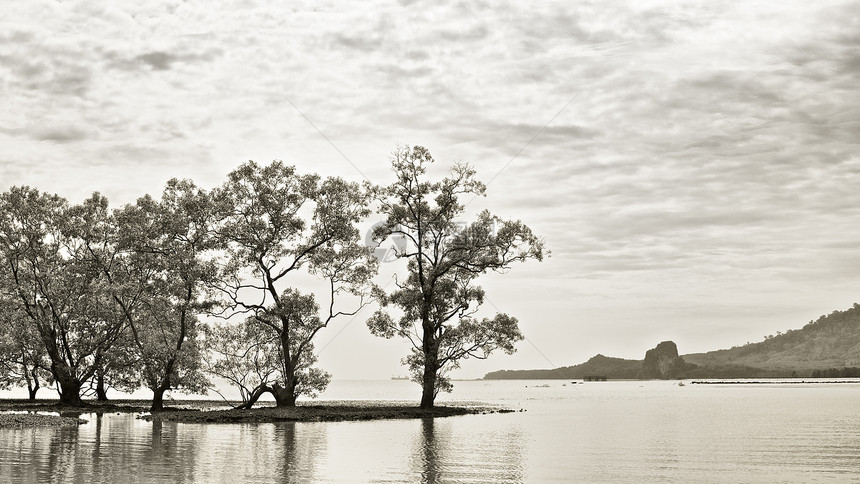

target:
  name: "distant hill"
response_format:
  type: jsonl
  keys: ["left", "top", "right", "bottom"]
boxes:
{"left": 484, "top": 303, "right": 860, "bottom": 380}
{"left": 684, "top": 303, "right": 860, "bottom": 372}
{"left": 485, "top": 354, "right": 641, "bottom": 380}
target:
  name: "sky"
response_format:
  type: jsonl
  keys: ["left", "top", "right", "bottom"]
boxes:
{"left": 2, "top": 0, "right": 860, "bottom": 381}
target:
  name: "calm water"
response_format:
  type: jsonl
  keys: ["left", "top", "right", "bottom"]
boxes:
{"left": 2, "top": 379, "right": 860, "bottom": 483}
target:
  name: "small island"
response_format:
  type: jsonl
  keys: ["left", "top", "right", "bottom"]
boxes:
{"left": 142, "top": 401, "right": 513, "bottom": 424}
{"left": 0, "top": 413, "right": 87, "bottom": 428}
{"left": 0, "top": 398, "right": 515, "bottom": 426}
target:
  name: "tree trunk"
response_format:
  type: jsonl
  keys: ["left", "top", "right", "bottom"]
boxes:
{"left": 234, "top": 384, "right": 271, "bottom": 410}
{"left": 27, "top": 369, "right": 40, "bottom": 400}
{"left": 51, "top": 358, "right": 84, "bottom": 405}
{"left": 275, "top": 328, "right": 298, "bottom": 407}
{"left": 272, "top": 382, "right": 298, "bottom": 407}
{"left": 420, "top": 323, "right": 438, "bottom": 409}
{"left": 420, "top": 364, "right": 437, "bottom": 409}
{"left": 95, "top": 371, "right": 109, "bottom": 401}
{"left": 57, "top": 377, "right": 83, "bottom": 405}
{"left": 150, "top": 384, "right": 168, "bottom": 412}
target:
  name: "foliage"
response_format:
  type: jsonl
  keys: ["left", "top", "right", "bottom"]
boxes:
{"left": 0, "top": 152, "right": 552, "bottom": 406}
{"left": 810, "top": 367, "right": 860, "bottom": 378}
{"left": 212, "top": 161, "right": 375, "bottom": 406}
{"left": 0, "top": 295, "right": 52, "bottom": 397}
{"left": 684, "top": 303, "right": 860, "bottom": 372}
{"left": 0, "top": 187, "right": 128, "bottom": 403}
{"left": 110, "top": 179, "right": 218, "bottom": 408}
{"left": 368, "top": 146, "right": 545, "bottom": 407}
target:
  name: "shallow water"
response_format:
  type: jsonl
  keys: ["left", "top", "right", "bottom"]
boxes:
{"left": 2, "top": 380, "right": 860, "bottom": 483}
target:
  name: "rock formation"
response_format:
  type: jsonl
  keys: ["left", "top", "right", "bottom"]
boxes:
{"left": 641, "top": 341, "right": 688, "bottom": 379}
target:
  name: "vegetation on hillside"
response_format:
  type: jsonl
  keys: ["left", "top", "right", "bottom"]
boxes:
{"left": 485, "top": 304, "right": 860, "bottom": 380}
{"left": 684, "top": 303, "right": 860, "bottom": 372}
{"left": 484, "top": 354, "right": 641, "bottom": 380}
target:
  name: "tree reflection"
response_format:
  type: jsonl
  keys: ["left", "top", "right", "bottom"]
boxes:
{"left": 274, "top": 422, "right": 325, "bottom": 482}
{"left": 411, "top": 416, "right": 526, "bottom": 483}
{"left": 46, "top": 424, "right": 80, "bottom": 482}
{"left": 417, "top": 418, "right": 440, "bottom": 484}
{"left": 145, "top": 419, "right": 198, "bottom": 482}
{"left": 91, "top": 413, "right": 104, "bottom": 478}
{"left": 279, "top": 422, "right": 299, "bottom": 476}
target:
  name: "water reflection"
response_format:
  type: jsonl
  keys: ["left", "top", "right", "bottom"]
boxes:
{"left": 146, "top": 419, "right": 197, "bottom": 481}
{"left": 48, "top": 423, "right": 79, "bottom": 481}
{"left": 0, "top": 413, "right": 204, "bottom": 483}
{"left": 411, "top": 416, "right": 525, "bottom": 483}
{"left": 416, "top": 418, "right": 441, "bottom": 483}
{"left": 274, "top": 422, "right": 326, "bottom": 482}
{"left": 3, "top": 381, "right": 860, "bottom": 482}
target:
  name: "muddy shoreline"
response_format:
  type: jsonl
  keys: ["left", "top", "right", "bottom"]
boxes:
{"left": 0, "top": 399, "right": 515, "bottom": 426}
{"left": 0, "top": 413, "right": 88, "bottom": 428}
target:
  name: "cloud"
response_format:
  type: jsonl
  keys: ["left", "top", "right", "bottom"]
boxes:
{"left": 3, "top": 1, "right": 860, "bottom": 369}
{"left": 0, "top": 35, "right": 94, "bottom": 98}
{"left": 104, "top": 47, "right": 225, "bottom": 72}
{"left": 32, "top": 125, "right": 91, "bottom": 143}
{"left": 135, "top": 51, "right": 176, "bottom": 71}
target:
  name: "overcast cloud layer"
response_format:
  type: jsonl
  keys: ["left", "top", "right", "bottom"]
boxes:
{"left": 2, "top": 1, "right": 859, "bottom": 379}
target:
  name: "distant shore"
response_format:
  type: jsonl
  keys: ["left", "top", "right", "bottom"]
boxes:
{"left": 0, "top": 399, "right": 513, "bottom": 426}
{"left": 690, "top": 380, "right": 860, "bottom": 385}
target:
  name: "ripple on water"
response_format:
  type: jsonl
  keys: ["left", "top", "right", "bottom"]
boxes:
{"left": 1, "top": 381, "right": 859, "bottom": 483}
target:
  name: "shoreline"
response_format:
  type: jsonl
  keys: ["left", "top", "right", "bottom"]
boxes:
{"left": 690, "top": 380, "right": 860, "bottom": 385}
{"left": 143, "top": 402, "right": 514, "bottom": 424}
{"left": 0, "top": 399, "right": 516, "bottom": 426}
{"left": 0, "top": 412, "right": 88, "bottom": 428}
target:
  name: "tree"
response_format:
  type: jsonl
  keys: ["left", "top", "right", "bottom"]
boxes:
{"left": 0, "top": 295, "right": 52, "bottom": 400}
{"left": 203, "top": 317, "right": 332, "bottom": 409}
{"left": 0, "top": 188, "right": 127, "bottom": 404}
{"left": 203, "top": 321, "right": 281, "bottom": 408}
{"left": 110, "top": 179, "right": 216, "bottom": 411}
{"left": 86, "top": 333, "right": 140, "bottom": 401}
{"left": 213, "top": 161, "right": 377, "bottom": 407}
{"left": 367, "top": 146, "right": 545, "bottom": 408}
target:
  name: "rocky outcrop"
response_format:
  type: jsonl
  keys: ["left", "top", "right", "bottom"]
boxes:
{"left": 641, "top": 341, "right": 688, "bottom": 379}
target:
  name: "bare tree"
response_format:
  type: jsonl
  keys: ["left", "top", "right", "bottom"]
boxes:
{"left": 203, "top": 321, "right": 281, "bottom": 408}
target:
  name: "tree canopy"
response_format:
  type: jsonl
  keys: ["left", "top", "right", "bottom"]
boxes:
{"left": 367, "top": 146, "right": 546, "bottom": 408}
{"left": 0, "top": 148, "right": 544, "bottom": 408}
{"left": 210, "top": 161, "right": 377, "bottom": 407}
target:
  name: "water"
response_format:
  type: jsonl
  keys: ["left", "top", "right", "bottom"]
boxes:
{"left": 2, "top": 379, "right": 860, "bottom": 483}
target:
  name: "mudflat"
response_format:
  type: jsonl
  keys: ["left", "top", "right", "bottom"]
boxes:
{"left": 0, "top": 399, "right": 515, "bottom": 426}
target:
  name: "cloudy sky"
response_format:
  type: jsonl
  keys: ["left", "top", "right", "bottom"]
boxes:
{"left": 2, "top": 1, "right": 859, "bottom": 380}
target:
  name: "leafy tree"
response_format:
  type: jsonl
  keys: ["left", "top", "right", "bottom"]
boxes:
{"left": 110, "top": 180, "right": 216, "bottom": 410}
{"left": 367, "top": 146, "right": 545, "bottom": 408}
{"left": 0, "top": 188, "right": 127, "bottom": 404}
{"left": 213, "top": 161, "right": 377, "bottom": 407}
{"left": 86, "top": 333, "right": 140, "bottom": 401}
{"left": 0, "top": 295, "right": 52, "bottom": 399}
